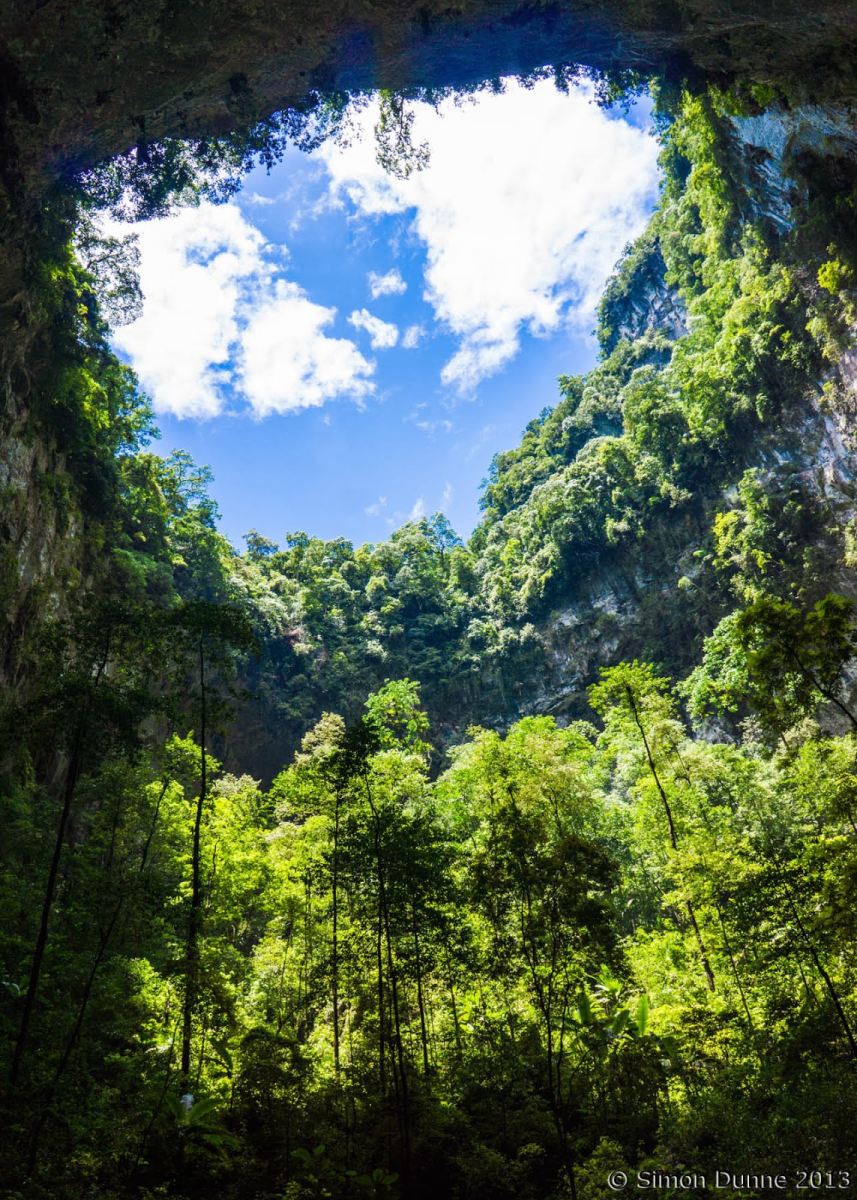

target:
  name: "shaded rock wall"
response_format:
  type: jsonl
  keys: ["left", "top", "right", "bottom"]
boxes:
{"left": 729, "top": 102, "right": 857, "bottom": 230}
{"left": 599, "top": 240, "right": 688, "bottom": 357}
{"left": 515, "top": 392, "right": 857, "bottom": 732}
{"left": 0, "top": 419, "right": 81, "bottom": 689}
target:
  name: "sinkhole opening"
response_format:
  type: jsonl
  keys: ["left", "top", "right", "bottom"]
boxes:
{"left": 98, "top": 77, "right": 661, "bottom": 550}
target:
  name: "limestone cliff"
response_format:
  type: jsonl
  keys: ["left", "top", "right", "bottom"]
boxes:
{"left": 474, "top": 105, "right": 857, "bottom": 735}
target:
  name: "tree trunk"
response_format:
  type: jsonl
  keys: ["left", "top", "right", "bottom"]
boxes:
{"left": 411, "top": 899, "right": 431, "bottom": 1075}
{"left": 181, "top": 637, "right": 207, "bottom": 1093}
{"left": 789, "top": 646, "right": 857, "bottom": 731}
{"left": 713, "top": 900, "right": 757, "bottom": 1043}
{"left": 363, "top": 771, "right": 410, "bottom": 1170}
{"left": 625, "top": 685, "right": 716, "bottom": 992}
{"left": 25, "top": 775, "right": 172, "bottom": 1171}
{"left": 783, "top": 885, "right": 857, "bottom": 1060}
{"left": 331, "top": 792, "right": 341, "bottom": 1081}
{"left": 9, "top": 644, "right": 109, "bottom": 1086}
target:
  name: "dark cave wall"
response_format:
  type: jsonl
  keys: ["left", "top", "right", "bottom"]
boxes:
{"left": 3, "top": 0, "right": 857, "bottom": 199}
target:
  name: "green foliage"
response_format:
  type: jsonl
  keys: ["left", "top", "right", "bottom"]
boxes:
{"left": 76, "top": 92, "right": 356, "bottom": 221}
{"left": 374, "top": 92, "right": 430, "bottom": 180}
{"left": 19, "top": 72, "right": 849, "bottom": 768}
{"left": 686, "top": 594, "right": 857, "bottom": 740}
{"left": 464, "top": 92, "right": 824, "bottom": 628}
{"left": 8, "top": 658, "right": 857, "bottom": 1197}
{"left": 706, "top": 468, "right": 840, "bottom": 604}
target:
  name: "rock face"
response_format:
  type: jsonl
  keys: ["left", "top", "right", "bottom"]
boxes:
{"left": 599, "top": 238, "right": 688, "bottom": 357}
{"left": 516, "top": 392, "right": 857, "bottom": 733}
{"left": 728, "top": 102, "right": 857, "bottom": 230}
{"left": 0, "top": 418, "right": 81, "bottom": 690}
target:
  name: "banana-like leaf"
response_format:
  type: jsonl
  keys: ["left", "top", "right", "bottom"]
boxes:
{"left": 576, "top": 991, "right": 593, "bottom": 1025}
{"left": 635, "top": 994, "right": 650, "bottom": 1036}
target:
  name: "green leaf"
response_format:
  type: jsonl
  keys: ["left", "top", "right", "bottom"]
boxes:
{"left": 611, "top": 1008, "right": 631, "bottom": 1036}
{"left": 576, "top": 991, "right": 593, "bottom": 1025}
{"left": 635, "top": 993, "right": 650, "bottom": 1036}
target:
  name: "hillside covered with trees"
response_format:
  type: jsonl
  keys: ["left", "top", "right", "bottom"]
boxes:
{"left": 2, "top": 8, "right": 857, "bottom": 1198}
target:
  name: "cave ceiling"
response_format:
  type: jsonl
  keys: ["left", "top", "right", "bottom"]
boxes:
{"left": 2, "top": 0, "right": 857, "bottom": 196}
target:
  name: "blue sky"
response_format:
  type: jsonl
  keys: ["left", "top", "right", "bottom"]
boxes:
{"left": 111, "top": 81, "right": 660, "bottom": 549}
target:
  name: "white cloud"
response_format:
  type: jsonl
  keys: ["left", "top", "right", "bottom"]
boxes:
{"left": 348, "top": 308, "right": 399, "bottom": 349}
{"left": 112, "top": 203, "right": 265, "bottom": 418}
{"left": 442, "top": 481, "right": 454, "bottom": 507}
{"left": 112, "top": 201, "right": 375, "bottom": 418}
{"left": 319, "top": 80, "right": 659, "bottom": 391}
{"left": 402, "top": 324, "right": 425, "bottom": 349}
{"left": 414, "top": 418, "right": 453, "bottom": 435}
{"left": 241, "top": 282, "right": 374, "bottom": 416}
{"left": 409, "top": 497, "right": 426, "bottom": 521}
{"left": 368, "top": 268, "right": 407, "bottom": 298}
{"left": 365, "top": 495, "right": 388, "bottom": 516}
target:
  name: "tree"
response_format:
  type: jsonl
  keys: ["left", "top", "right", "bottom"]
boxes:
{"left": 7, "top": 598, "right": 167, "bottom": 1090}
{"left": 686, "top": 594, "right": 857, "bottom": 740}
{"left": 589, "top": 663, "right": 717, "bottom": 992}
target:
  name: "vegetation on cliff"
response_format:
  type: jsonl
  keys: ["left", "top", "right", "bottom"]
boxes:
{"left": 2, "top": 61, "right": 857, "bottom": 1200}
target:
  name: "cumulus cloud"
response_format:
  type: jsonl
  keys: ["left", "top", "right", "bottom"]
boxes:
{"left": 368, "top": 268, "right": 407, "bottom": 298}
{"left": 348, "top": 308, "right": 399, "bottom": 349}
{"left": 113, "top": 201, "right": 374, "bottom": 418}
{"left": 409, "top": 497, "right": 426, "bottom": 521}
{"left": 112, "top": 203, "right": 265, "bottom": 418}
{"left": 319, "top": 80, "right": 660, "bottom": 391}
{"left": 113, "top": 83, "right": 660, "bottom": 417}
{"left": 242, "top": 283, "right": 374, "bottom": 416}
